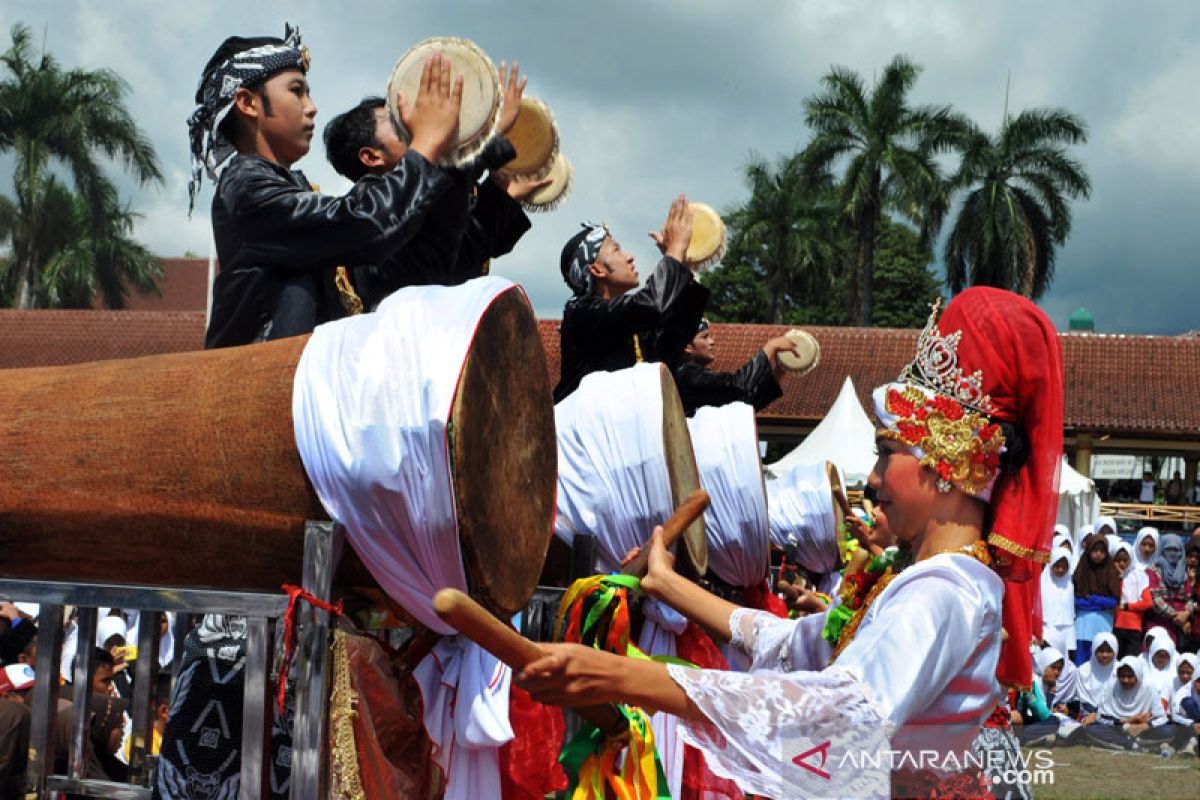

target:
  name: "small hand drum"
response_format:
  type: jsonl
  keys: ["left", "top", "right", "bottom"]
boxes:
{"left": 497, "top": 96, "right": 559, "bottom": 180}
{"left": 520, "top": 152, "right": 573, "bottom": 213}
{"left": 386, "top": 36, "right": 501, "bottom": 167}
{"left": 665, "top": 202, "right": 726, "bottom": 271}
{"left": 778, "top": 328, "right": 820, "bottom": 374}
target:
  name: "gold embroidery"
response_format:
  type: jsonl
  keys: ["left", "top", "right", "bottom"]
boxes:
{"left": 633, "top": 333, "right": 643, "bottom": 363}
{"left": 334, "top": 266, "right": 364, "bottom": 316}
{"left": 988, "top": 531, "right": 1051, "bottom": 563}
{"left": 328, "top": 630, "right": 365, "bottom": 800}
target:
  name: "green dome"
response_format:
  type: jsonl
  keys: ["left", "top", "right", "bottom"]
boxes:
{"left": 1068, "top": 307, "right": 1094, "bottom": 332}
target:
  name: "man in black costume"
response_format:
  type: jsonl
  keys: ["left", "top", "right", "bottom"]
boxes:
{"left": 189, "top": 26, "right": 462, "bottom": 348}
{"left": 322, "top": 63, "right": 544, "bottom": 309}
{"left": 553, "top": 195, "right": 708, "bottom": 402}
{"left": 673, "top": 318, "right": 799, "bottom": 415}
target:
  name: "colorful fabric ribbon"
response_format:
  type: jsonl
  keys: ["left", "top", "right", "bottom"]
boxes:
{"left": 560, "top": 707, "right": 670, "bottom": 800}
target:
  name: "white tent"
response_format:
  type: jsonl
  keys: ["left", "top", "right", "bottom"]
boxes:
{"left": 1057, "top": 455, "right": 1101, "bottom": 540}
{"left": 767, "top": 376, "right": 876, "bottom": 486}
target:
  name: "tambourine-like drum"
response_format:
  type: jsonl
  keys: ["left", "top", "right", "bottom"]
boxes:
{"left": 0, "top": 279, "right": 556, "bottom": 621}
{"left": 553, "top": 362, "right": 707, "bottom": 577}
{"left": 686, "top": 402, "right": 768, "bottom": 589}
{"left": 386, "top": 36, "right": 501, "bottom": 167}
{"left": 778, "top": 328, "right": 821, "bottom": 373}
{"left": 520, "top": 151, "right": 573, "bottom": 213}
{"left": 666, "top": 201, "right": 726, "bottom": 271}
{"left": 497, "top": 96, "right": 559, "bottom": 180}
{"left": 766, "top": 460, "right": 848, "bottom": 580}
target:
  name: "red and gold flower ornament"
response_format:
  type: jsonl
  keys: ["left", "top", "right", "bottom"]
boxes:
{"left": 872, "top": 298, "right": 1006, "bottom": 500}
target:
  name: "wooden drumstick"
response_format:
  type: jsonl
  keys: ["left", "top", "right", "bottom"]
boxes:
{"left": 432, "top": 588, "right": 629, "bottom": 739}
{"left": 621, "top": 489, "right": 710, "bottom": 578}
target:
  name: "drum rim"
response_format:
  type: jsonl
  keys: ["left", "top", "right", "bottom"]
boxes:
{"left": 659, "top": 363, "right": 709, "bottom": 576}
{"left": 520, "top": 152, "right": 574, "bottom": 213}
{"left": 496, "top": 95, "right": 560, "bottom": 181}
{"left": 667, "top": 201, "right": 726, "bottom": 271}
{"left": 778, "top": 328, "right": 821, "bottom": 374}
{"left": 385, "top": 35, "right": 502, "bottom": 167}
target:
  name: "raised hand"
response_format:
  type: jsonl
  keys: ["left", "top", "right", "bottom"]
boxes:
{"left": 648, "top": 194, "right": 693, "bottom": 262}
{"left": 497, "top": 60, "right": 528, "bottom": 135}
{"left": 398, "top": 53, "right": 464, "bottom": 164}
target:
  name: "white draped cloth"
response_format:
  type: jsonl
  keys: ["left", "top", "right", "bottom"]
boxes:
{"left": 1040, "top": 546, "right": 1076, "bottom": 654}
{"left": 687, "top": 403, "right": 768, "bottom": 589}
{"left": 766, "top": 461, "right": 842, "bottom": 594}
{"left": 293, "top": 277, "right": 523, "bottom": 800}
{"left": 666, "top": 554, "right": 1004, "bottom": 799}
{"left": 553, "top": 363, "right": 688, "bottom": 797}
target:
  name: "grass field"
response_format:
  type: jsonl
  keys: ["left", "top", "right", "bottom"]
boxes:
{"left": 1028, "top": 746, "right": 1200, "bottom": 799}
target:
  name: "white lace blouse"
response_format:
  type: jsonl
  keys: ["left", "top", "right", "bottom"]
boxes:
{"left": 665, "top": 554, "right": 1004, "bottom": 799}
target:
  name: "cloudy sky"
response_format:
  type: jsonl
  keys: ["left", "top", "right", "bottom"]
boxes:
{"left": 2, "top": 0, "right": 1197, "bottom": 333}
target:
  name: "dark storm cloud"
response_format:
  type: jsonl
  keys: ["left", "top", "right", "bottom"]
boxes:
{"left": 0, "top": 0, "right": 1195, "bottom": 333}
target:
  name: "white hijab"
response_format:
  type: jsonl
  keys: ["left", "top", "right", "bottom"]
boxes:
{"left": 1164, "top": 653, "right": 1198, "bottom": 705}
{"left": 1035, "top": 646, "right": 1081, "bottom": 706}
{"left": 1093, "top": 516, "right": 1118, "bottom": 539}
{"left": 1052, "top": 532, "right": 1078, "bottom": 568}
{"left": 1078, "top": 631, "right": 1119, "bottom": 706}
{"left": 1099, "top": 657, "right": 1159, "bottom": 720}
{"left": 1143, "top": 625, "right": 1171, "bottom": 655}
{"left": 1040, "top": 547, "right": 1076, "bottom": 626}
{"left": 1143, "top": 636, "right": 1178, "bottom": 700}
{"left": 1170, "top": 675, "right": 1200, "bottom": 722}
{"left": 1132, "top": 527, "right": 1159, "bottom": 571}
{"left": 1120, "top": 546, "right": 1152, "bottom": 606}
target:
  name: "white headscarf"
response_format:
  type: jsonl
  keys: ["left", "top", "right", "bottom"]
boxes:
{"left": 1164, "top": 653, "right": 1198, "bottom": 706}
{"left": 1099, "top": 656, "right": 1159, "bottom": 721}
{"left": 1092, "top": 516, "right": 1118, "bottom": 538}
{"left": 1052, "top": 532, "right": 1078, "bottom": 568}
{"left": 1143, "top": 636, "right": 1178, "bottom": 700}
{"left": 1040, "top": 546, "right": 1076, "bottom": 626}
{"left": 96, "top": 615, "right": 127, "bottom": 648}
{"left": 1078, "top": 631, "right": 1119, "bottom": 706}
{"left": 1144, "top": 625, "right": 1171, "bottom": 654}
{"left": 1075, "top": 524, "right": 1093, "bottom": 552}
{"left": 1106, "top": 535, "right": 1125, "bottom": 565}
{"left": 1169, "top": 674, "right": 1200, "bottom": 723}
{"left": 1034, "top": 646, "right": 1081, "bottom": 706}
{"left": 1132, "top": 527, "right": 1159, "bottom": 571}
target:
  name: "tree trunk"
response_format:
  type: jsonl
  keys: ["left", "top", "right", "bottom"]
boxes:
{"left": 856, "top": 191, "right": 881, "bottom": 326}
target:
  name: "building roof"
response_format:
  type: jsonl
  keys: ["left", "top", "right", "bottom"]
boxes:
{"left": 0, "top": 307, "right": 1195, "bottom": 440}
{"left": 0, "top": 310, "right": 205, "bottom": 369}
{"left": 93, "top": 257, "right": 210, "bottom": 313}
{"left": 538, "top": 320, "right": 1200, "bottom": 439}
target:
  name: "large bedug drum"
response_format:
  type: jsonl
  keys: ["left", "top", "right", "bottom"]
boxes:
{"left": 766, "top": 460, "right": 848, "bottom": 594}
{"left": 553, "top": 361, "right": 707, "bottom": 577}
{"left": 0, "top": 278, "right": 556, "bottom": 620}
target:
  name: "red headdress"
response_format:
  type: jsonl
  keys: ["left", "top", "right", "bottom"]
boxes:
{"left": 875, "top": 288, "right": 1063, "bottom": 688}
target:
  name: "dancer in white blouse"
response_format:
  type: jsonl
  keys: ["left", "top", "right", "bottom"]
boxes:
{"left": 519, "top": 288, "right": 1064, "bottom": 798}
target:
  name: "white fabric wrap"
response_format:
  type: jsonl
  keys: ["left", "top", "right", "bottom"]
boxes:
{"left": 766, "top": 461, "right": 840, "bottom": 575}
{"left": 666, "top": 554, "right": 1003, "bottom": 799}
{"left": 292, "top": 277, "right": 522, "bottom": 800}
{"left": 687, "top": 403, "right": 768, "bottom": 588}
{"left": 553, "top": 362, "right": 687, "bottom": 797}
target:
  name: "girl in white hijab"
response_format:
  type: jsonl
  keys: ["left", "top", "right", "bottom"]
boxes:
{"left": 1040, "top": 546, "right": 1077, "bottom": 657}
{"left": 1084, "top": 656, "right": 1179, "bottom": 752}
{"left": 1052, "top": 530, "right": 1077, "bottom": 569}
{"left": 1133, "top": 527, "right": 1159, "bottom": 572}
{"left": 1143, "top": 636, "right": 1179, "bottom": 703}
{"left": 1164, "top": 653, "right": 1198, "bottom": 712}
{"left": 1115, "top": 540, "right": 1154, "bottom": 658}
{"left": 1078, "top": 632, "right": 1119, "bottom": 711}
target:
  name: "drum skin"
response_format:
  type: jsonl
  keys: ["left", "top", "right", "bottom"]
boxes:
{"left": 0, "top": 290, "right": 557, "bottom": 616}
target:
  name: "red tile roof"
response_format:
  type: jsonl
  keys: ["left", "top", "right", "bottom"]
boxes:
{"left": 0, "top": 310, "right": 205, "bottom": 369}
{"left": 93, "top": 257, "right": 210, "bottom": 313}
{"left": 538, "top": 320, "right": 1200, "bottom": 440}
{"left": 0, "top": 308, "right": 1195, "bottom": 439}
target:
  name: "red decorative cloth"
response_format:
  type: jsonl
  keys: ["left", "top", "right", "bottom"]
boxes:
{"left": 676, "top": 622, "right": 742, "bottom": 800}
{"left": 937, "top": 288, "right": 1063, "bottom": 689}
{"left": 499, "top": 682, "right": 568, "bottom": 800}
{"left": 741, "top": 578, "right": 789, "bottom": 618}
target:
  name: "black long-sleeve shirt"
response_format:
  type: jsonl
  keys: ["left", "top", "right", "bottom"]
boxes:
{"left": 553, "top": 255, "right": 708, "bottom": 402}
{"left": 674, "top": 351, "right": 783, "bottom": 416}
{"left": 352, "top": 138, "right": 531, "bottom": 309}
{"left": 205, "top": 149, "right": 450, "bottom": 348}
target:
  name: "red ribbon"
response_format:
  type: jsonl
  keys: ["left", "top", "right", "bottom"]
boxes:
{"left": 277, "top": 583, "right": 344, "bottom": 716}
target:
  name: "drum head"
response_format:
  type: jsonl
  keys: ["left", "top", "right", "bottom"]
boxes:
{"left": 778, "top": 328, "right": 821, "bottom": 374}
{"left": 498, "top": 96, "right": 559, "bottom": 179}
{"left": 451, "top": 289, "right": 557, "bottom": 617}
{"left": 387, "top": 37, "right": 500, "bottom": 166}
{"left": 678, "top": 202, "right": 726, "bottom": 271}
{"left": 659, "top": 364, "right": 708, "bottom": 575}
{"left": 521, "top": 152, "right": 573, "bottom": 212}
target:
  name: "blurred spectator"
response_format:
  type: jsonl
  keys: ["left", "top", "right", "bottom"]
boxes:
{"left": 1140, "top": 471, "right": 1158, "bottom": 503}
{"left": 0, "top": 664, "right": 33, "bottom": 800}
{"left": 1166, "top": 471, "right": 1185, "bottom": 505}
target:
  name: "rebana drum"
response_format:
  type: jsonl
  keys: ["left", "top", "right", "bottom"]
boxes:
{"left": 520, "top": 151, "right": 573, "bottom": 213}
{"left": 766, "top": 460, "right": 847, "bottom": 586}
{"left": 553, "top": 362, "right": 707, "bottom": 576}
{"left": 686, "top": 402, "right": 769, "bottom": 590}
{"left": 663, "top": 201, "right": 726, "bottom": 271}
{"left": 386, "top": 36, "right": 501, "bottom": 167}
{"left": 497, "top": 95, "right": 560, "bottom": 180}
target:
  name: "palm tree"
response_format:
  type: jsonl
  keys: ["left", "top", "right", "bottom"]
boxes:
{"left": 725, "top": 154, "right": 842, "bottom": 323}
{"left": 943, "top": 109, "right": 1090, "bottom": 299}
{"left": 802, "top": 55, "right": 968, "bottom": 325}
{"left": 0, "top": 23, "right": 161, "bottom": 308}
